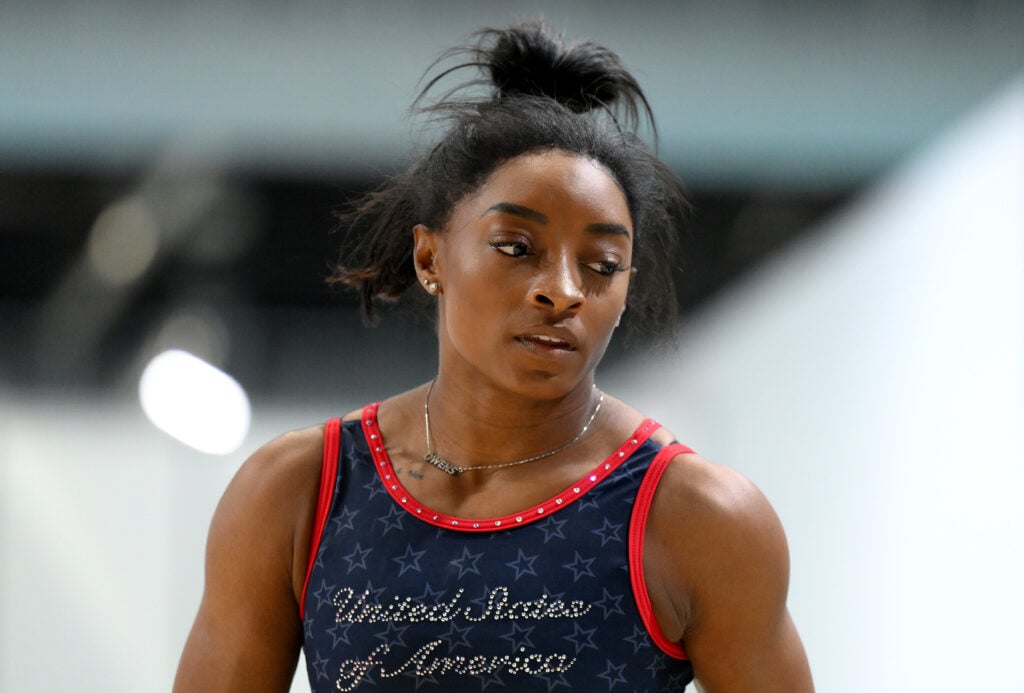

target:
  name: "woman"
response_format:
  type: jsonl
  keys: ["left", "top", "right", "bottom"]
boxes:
{"left": 174, "top": 22, "right": 813, "bottom": 692}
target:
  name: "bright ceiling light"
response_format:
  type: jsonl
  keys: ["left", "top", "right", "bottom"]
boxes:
{"left": 139, "top": 349, "right": 251, "bottom": 455}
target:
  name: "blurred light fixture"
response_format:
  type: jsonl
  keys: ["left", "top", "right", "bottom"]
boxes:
{"left": 86, "top": 196, "right": 160, "bottom": 287}
{"left": 152, "top": 304, "right": 231, "bottom": 369}
{"left": 139, "top": 349, "right": 251, "bottom": 455}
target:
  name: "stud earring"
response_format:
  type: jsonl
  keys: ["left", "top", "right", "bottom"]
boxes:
{"left": 424, "top": 279, "right": 440, "bottom": 294}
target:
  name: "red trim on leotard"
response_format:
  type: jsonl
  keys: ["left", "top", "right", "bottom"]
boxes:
{"left": 628, "top": 442, "right": 696, "bottom": 660}
{"left": 299, "top": 418, "right": 341, "bottom": 620}
{"left": 361, "top": 403, "right": 662, "bottom": 533}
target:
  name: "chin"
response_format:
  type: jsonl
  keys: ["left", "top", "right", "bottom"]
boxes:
{"left": 502, "top": 369, "right": 595, "bottom": 402}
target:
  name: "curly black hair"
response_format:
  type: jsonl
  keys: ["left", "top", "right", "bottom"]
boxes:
{"left": 331, "top": 21, "right": 688, "bottom": 340}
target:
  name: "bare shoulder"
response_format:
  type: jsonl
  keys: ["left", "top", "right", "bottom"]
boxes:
{"left": 219, "top": 424, "right": 327, "bottom": 594}
{"left": 642, "top": 445, "right": 813, "bottom": 691}
{"left": 654, "top": 449, "right": 783, "bottom": 543}
{"left": 226, "top": 424, "right": 326, "bottom": 510}
{"left": 173, "top": 424, "right": 327, "bottom": 692}
{"left": 644, "top": 449, "right": 789, "bottom": 623}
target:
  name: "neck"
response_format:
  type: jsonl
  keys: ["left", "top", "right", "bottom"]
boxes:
{"left": 423, "top": 371, "right": 600, "bottom": 469}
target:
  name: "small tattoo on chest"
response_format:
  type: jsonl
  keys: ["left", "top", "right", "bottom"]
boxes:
{"left": 394, "top": 467, "right": 424, "bottom": 480}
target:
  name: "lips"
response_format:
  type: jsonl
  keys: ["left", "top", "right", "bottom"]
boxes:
{"left": 516, "top": 334, "right": 577, "bottom": 351}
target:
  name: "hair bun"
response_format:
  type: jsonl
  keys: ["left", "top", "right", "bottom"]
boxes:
{"left": 482, "top": 22, "right": 640, "bottom": 116}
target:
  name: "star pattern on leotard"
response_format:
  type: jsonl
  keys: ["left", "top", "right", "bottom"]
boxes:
{"left": 545, "top": 672, "right": 573, "bottom": 691}
{"left": 561, "top": 620, "right": 599, "bottom": 652}
{"left": 505, "top": 549, "right": 538, "bottom": 580}
{"left": 405, "top": 669, "right": 440, "bottom": 690}
{"left": 593, "top": 586, "right": 626, "bottom": 618}
{"left": 450, "top": 546, "right": 484, "bottom": 578}
{"left": 362, "top": 473, "right": 386, "bottom": 500}
{"left": 443, "top": 619, "right": 474, "bottom": 650}
{"left": 325, "top": 621, "right": 352, "bottom": 648}
{"left": 312, "top": 579, "right": 337, "bottom": 611}
{"left": 499, "top": 621, "right": 536, "bottom": 651}
{"left": 375, "top": 502, "right": 406, "bottom": 535}
{"left": 304, "top": 424, "right": 695, "bottom": 691}
{"left": 576, "top": 494, "right": 601, "bottom": 513}
{"left": 362, "top": 579, "right": 390, "bottom": 602}
{"left": 392, "top": 544, "right": 427, "bottom": 576}
{"left": 624, "top": 624, "right": 648, "bottom": 654}
{"left": 541, "top": 584, "right": 567, "bottom": 602}
{"left": 342, "top": 541, "right": 373, "bottom": 573}
{"left": 598, "top": 660, "right": 629, "bottom": 688}
{"left": 465, "top": 583, "right": 494, "bottom": 613}
{"left": 562, "top": 551, "right": 596, "bottom": 582}
{"left": 417, "top": 581, "right": 447, "bottom": 604}
{"left": 539, "top": 515, "right": 568, "bottom": 543}
{"left": 474, "top": 667, "right": 506, "bottom": 690}
{"left": 591, "top": 517, "right": 624, "bottom": 546}
{"left": 374, "top": 621, "right": 411, "bottom": 649}
{"left": 330, "top": 505, "right": 360, "bottom": 535}
{"left": 311, "top": 650, "right": 330, "bottom": 682}
{"left": 666, "top": 669, "right": 692, "bottom": 690}
{"left": 650, "top": 651, "right": 672, "bottom": 678}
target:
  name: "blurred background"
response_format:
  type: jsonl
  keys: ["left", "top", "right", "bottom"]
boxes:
{"left": 1, "top": 1, "right": 1021, "bottom": 691}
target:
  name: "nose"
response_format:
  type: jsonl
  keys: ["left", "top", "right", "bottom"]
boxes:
{"left": 530, "top": 257, "right": 585, "bottom": 316}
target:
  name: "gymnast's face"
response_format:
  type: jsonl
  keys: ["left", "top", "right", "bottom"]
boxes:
{"left": 414, "top": 150, "right": 633, "bottom": 399}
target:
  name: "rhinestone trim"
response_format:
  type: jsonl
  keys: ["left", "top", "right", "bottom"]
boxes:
{"left": 360, "top": 402, "right": 661, "bottom": 533}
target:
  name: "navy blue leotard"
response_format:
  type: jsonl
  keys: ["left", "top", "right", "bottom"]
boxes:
{"left": 301, "top": 403, "right": 695, "bottom": 691}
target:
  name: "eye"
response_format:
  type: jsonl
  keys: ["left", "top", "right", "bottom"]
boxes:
{"left": 490, "top": 240, "right": 532, "bottom": 258}
{"left": 585, "top": 260, "right": 627, "bottom": 277}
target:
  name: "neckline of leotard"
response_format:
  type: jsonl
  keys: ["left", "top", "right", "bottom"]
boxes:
{"left": 357, "top": 402, "right": 661, "bottom": 533}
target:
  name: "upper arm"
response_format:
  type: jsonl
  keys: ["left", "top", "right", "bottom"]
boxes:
{"left": 644, "top": 455, "right": 814, "bottom": 692}
{"left": 173, "top": 426, "right": 324, "bottom": 693}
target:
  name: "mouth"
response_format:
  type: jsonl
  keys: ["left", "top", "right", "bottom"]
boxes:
{"left": 515, "top": 334, "right": 577, "bottom": 352}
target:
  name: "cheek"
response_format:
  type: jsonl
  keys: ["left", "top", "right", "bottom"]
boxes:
{"left": 440, "top": 253, "right": 515, "bottom": 334}
{"left": 594, "top": 277, "right": 630, "bottom": 315}
{"left": 445, "top": 248, "right": 494, "bottom": 305}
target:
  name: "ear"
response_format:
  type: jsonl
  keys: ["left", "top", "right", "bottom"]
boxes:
{"left": 413, "top": 223, "right": 442, "bottom": 288}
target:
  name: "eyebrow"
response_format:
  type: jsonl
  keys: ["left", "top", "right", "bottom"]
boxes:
{"left": 482, "top": 202, "right": 631, "bottom": 239}
{"left": 482, "top": 202, "right": 547, "bottom": 224}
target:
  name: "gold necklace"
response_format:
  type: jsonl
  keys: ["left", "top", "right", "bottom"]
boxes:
{"left": 422, "top": 380, "right": 604, "bottom": 476}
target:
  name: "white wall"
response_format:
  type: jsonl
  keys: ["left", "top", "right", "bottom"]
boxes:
{"left": 605, "top": 77, "right": 1024, "bottom": 691}
{"left": 2, "top": 78, "right": 1020, "bottom": 693}
{"left": 0, "top": 397, "right": 330, "bottom": 692}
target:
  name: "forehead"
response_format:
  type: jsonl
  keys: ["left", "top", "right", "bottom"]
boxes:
{"left": 449, "top": 150, "right": 633, "bottom": 234}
